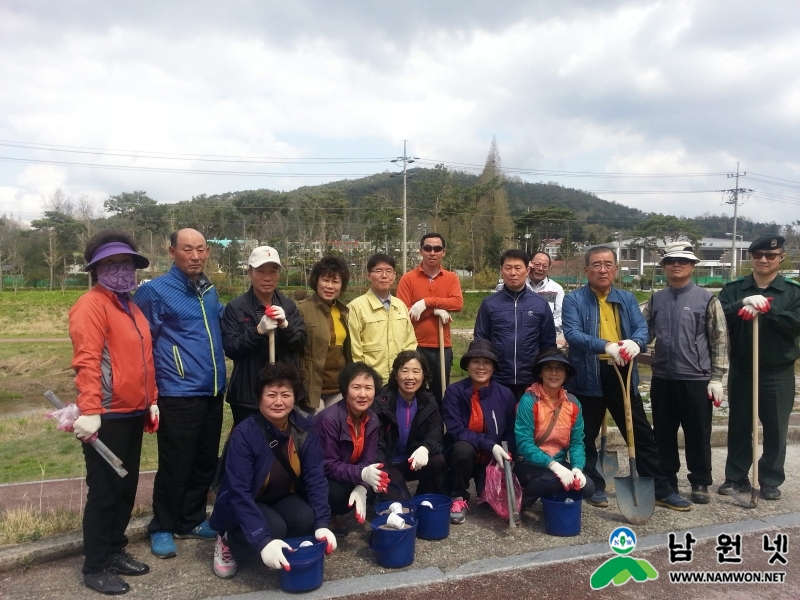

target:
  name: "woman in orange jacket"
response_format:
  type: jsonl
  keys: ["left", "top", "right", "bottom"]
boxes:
{"left": 69, "top": 230, "right": 158, "bottom": 595}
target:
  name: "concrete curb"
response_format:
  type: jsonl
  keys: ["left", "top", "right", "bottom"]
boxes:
{"left": 200, "top": 512, "right": 800, "bottom": 600}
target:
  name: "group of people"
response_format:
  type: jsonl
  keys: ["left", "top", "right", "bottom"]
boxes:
{"left": 68, "top": 225, "right": 798, "bottom": 595}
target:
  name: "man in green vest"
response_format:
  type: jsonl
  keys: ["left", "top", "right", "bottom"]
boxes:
{"left": 718, "top": 235, "right": 800, "bottom": 501}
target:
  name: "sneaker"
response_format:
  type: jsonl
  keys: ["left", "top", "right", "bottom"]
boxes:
{"left": 175, "top": 520, "right": 216, "bottom": 540}
{"left": 586, "top": 490, "right": 609, "bottom": 508}
{"left": 690, "top": 484, "right": 710, "bottom": 505}
{"left": 150, "top": 531, "right": 177, "bottom": 559}
{"left": 84, "top": 570, "right": 130, "bottom": 595}
{"left": 656, "top": 493, "right": 693, "bottom": 511}
{"left": 109, "top": 552, "right": 150, "bottom": 576}
{"left": 450, "top": 497, "right": 469, "bottom": 524}
{"left": 760, "top": 484, "right": 781, "bottom": 501}
{"left": 718, "top": 479, "right": 752, "bottom": 495}
{"left": 213, "top": 534, "right": 237, "bottom": 579}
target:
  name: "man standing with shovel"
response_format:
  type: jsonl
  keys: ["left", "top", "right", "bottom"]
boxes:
{"left": 642, "top": 241, "right": 729, "bottom": 505}
{"left": 718, "top": 235, "right": 800, "bottom": 501}
{"left": 562, "top": 246, "right": 692, "bottom": 513}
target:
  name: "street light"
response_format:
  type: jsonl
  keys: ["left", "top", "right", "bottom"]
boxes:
{"left": 726, "top": 232, "right": 743, "bottom": 277}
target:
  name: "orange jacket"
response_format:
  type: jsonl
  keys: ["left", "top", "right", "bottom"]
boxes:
{"left": 396, "top": 265, "right": 463, "bottom": 347}
{"left": 69, "top": 285, "right": 158, "bottom": 415}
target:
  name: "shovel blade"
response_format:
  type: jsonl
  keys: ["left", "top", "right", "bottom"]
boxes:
{"left": 614, "top": 475, "right": 655, "bottom": 526}
{"left": 598, "top": 450, "right": 619, "bottom": 492}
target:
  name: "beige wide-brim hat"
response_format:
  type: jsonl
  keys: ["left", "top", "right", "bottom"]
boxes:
{"left": 658, "top": 241, "right": 700, "bottom": 265}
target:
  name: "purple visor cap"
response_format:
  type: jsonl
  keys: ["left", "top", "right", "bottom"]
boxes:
{"left": 84, "top": 242, "right": 150, "bottom": 271}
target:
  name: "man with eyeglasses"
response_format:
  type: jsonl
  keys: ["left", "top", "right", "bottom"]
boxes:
{"left": 718, "top": 235, "right": 800, "bottom": 501}
{"left": 397, "top": 233, "right": 464, "bottom": 408}
{"left": 641, "top": 241, "right": 729, "bottom": 505}
{"left": 562, "top": 245, "right": 692, "bottom": 511}
{"left": 494, "top": 251, "right": 564, "bottom": 334}
{"left": 475, "top": 249, "right": 557, "bottom": 400}
{"left": 347, "top": 253, "right": 417, "bottom": 381}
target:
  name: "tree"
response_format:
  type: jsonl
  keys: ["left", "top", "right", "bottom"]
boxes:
{"left": 298, "top": 189, "right": 349, "bottom": 253}
{"left": 104, "top": 190, "right": 164, "bottom": 239}
{"left": 362, "top": 194, "right": 401, "bottom": 254}
{"left": 514, "top": 206, "right": 577, "bottom": 248}
{"left": 629, "top": 214, "right": 702, "bottom": 287}
{"left": 31, "top": 211, "right": 83, "bottom": 291}
{"left": 232, "top": 189, "right": 286, "bottom": 244}
{"left": 413, "top": 164, "right": 454, "bottom": 232}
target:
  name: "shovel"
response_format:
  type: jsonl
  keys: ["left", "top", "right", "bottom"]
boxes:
{"left": 438, "top": 319, "right": 447, "bottom": 401}
{"left": 598, "top": 410, "right": 619, "bottom": 491}
{"left": 268, "top": 329, "right": 276, "bottom": 365}
{"left": 612, "top": 361, "right": 655, "bottom": 525}
{"left": 728, "top": 314, "right": 760, "bottom": 509}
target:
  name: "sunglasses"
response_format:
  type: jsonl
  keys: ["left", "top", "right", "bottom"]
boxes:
{"left": 663, "top": 258, "right": 693, "bottom": 265}
{"left": 751, "top": 251, "right": 783, "bottom": 261}
{"left": 422, "top": 245, "right": 444, "bottom": 253}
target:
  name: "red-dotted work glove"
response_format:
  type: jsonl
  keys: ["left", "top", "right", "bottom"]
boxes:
{"left": 265, "top": 306, "right": 288, "bottom": 328}
{"left": 144, "top": 405, "right": 160, "bottom": 433}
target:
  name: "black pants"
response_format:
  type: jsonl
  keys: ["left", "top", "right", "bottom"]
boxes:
{"left": 445, "top": 441, "right": 488, "bottom": 500}
{"left": 650, "top": 377, "right": 713, "bottom": 487}
{"left": 231, "top": 404, "right": 259, "bottom": 427}
{"left": 513, "top": 459, "right": 595, "bottom": 503}
{"left": 226, "top": 494, "right": 316, "bottom": 562}
{"left": 380, "top": 453, "right": 446, "bottom": 501}
{"left": 416, "top": 346, "right": 453, "bottom": 410}
{"left": 327, "top": 479, "right": 377, "bottom": 516}
{"left": 725, "top": 365, "right": 795, "bottom": 487}
{"left": 576, "top": 363, "right": 674, "bottom": 499}
{"left": 82, "top": 415, "right": 144, "bottom": 573}
{"left": 149, "top": 395, "right": 223, "bottom": 535}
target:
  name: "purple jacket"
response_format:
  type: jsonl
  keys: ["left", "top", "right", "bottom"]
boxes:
{"left": 314, "top": 401, "right": 379, "bottom": 486}
{"left": 442, "top": 377, "right": 517, "bottom": 455}
{"left": 209, "top": 410, "right": 330, "bottom": 552}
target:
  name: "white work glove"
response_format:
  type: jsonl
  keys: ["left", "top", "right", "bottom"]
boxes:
{"left": 549, "top": 461, "right": 573, "bottom": 490}
{"left": 571, "top": 467, "right": 587, "bottom": 490}
{"left": 361, "top": 463, "right": 389, "bottom": 493}
{"left": 707, "top": 380, "right": 724, "bottom": 408}
{"left": 348, "top": 485, "right": 368, "bottom": 524}
{"left": 433, "top": 308, "right": 452, "bottom": 324}
{"left": 73, "top": 414, "right": 101, "bottom": 441}
{"left": 265, "top": 306, "right": 289, "bottom": 329}
{"left": 314, "top": 528, "right": 337, "bottom": 555}
{"left": 618, "top": 339, "right": 640, "bottom": 362}
{"left": 408, "top": 299, "right": 427, "bottom": 321}
{"left": 491, "top": 444, "right": 511, "bottom": 464}
{"left": 260, "top": 539, "right": 291, "bottom": 571}
{"left": 605, "top": 342, "right": 627, "bottom": 367}
{"left": 408, "top": 446, "right": 429, "bottom": 470}
{"left": 144, "top": 405, "right": 160, "bottom": 434}
{"left": 257, "top": 314, "right": 278, "bottom": 334}
{"left": 742, "top": 295, "right": 771, "bottom": 313}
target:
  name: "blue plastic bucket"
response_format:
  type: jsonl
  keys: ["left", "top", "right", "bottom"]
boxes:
{"left": 280, "top": 536, "right": 326, "bottom": 593}
{"left": 369, "top": 515, "right": 417, "bottom": 568}
{"left": 410, "top": 493, "right": 451, "bottom": 540}
{"left": 374, "top": 500, "right": 417, "bottom": 520}
{"left": 541, "top": 491, "right": 583, "bottom": 537}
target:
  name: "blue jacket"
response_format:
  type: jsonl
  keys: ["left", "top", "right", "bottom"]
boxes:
{"left": 442, "top": 378, "right": 517, "bottom": 455}
{"left": 133, "top": 265, "right": 226, "bottom": 397}
{"left": 474, "top": 286, "right": 557, "bottom": 388}
{"left": 562, "top": 285, "right": 648, "bottom": 396}
{"left": 209, "top": 410, "right": 330, "bottom": 552}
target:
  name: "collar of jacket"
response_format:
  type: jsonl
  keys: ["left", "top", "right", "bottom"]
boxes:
{"left": 334, "top": 400, "right": 373, "bottom": 442}
{"left": 366, "top": 289, "right": 393, "bottom": 309}
{"left": 668, "top": 281, "right": 694, "bottom": 297}
{"left": 94, "top": 283, "right": 131, "bottom": 308}
{"left": 248, "top": 286, "right": 290, "bottom": 312}
{"left": 586, "top": 284, "right": 627, "bottom": 304}
{"left": 502, "top": 285, "right": 529, "bottom": 298}
{"left": 255, "top": 407, "right": 310, "bottom": 440}
{"left": 377, "top": 385, "right": 435, "bottom": 423}
{"left": 169, "top": 264, "right": 211, "bottom": 292}
{"left": 311, "top": 292, "right": 348, "bottom": 316}
{"left": 742, "top": 273, "right": 785, "bottom": 292}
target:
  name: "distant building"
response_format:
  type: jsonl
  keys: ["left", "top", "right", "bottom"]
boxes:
{"left": 617, "top": 237, "right": 750, "bottom": 278}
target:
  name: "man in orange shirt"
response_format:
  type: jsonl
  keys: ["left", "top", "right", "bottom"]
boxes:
{"left": 397, "top": 233, "right": 464, "bottom": 408}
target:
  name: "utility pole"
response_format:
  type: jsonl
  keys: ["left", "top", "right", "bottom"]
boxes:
{"left": 391, "top": 141, "right": 417, "bottom": 274}
{"left": 721, "top": 162, "right": 752, "bottom": 279}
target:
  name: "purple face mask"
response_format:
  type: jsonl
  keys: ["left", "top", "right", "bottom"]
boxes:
{"left": 96, "top": 261, "right": 137, "bottom": 293}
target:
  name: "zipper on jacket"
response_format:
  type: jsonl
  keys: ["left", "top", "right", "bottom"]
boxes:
{"left": 172, "top": 345, "right": 185, "bottom": 379}
{"left": 492, "top": 410, "right": 499, "bottom": 435}
{"left": 198, "top": 286, "right": 219, "bottom": 395}
{"left": 128, "top": 306, "right": 152, "bottom": 409}
{"left": 504, "top": 289, "right": 521, "bottom": 385}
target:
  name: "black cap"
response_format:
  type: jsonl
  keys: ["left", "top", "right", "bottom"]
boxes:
{"left": 532, "top": 350, "right": 576, "bottom": 380}
{"left": 748, "top": 235, "right": 785, "bottom": 253}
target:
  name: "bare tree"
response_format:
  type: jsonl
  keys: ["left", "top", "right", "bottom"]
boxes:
{"left": 76, "top": 194, "right": 102, "bottom": 289}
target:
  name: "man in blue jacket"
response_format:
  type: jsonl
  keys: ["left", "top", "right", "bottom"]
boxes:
{"left": 133, "top": 228, "right": 227, "bottom": 558}
{"left": 562, "top": 246, "right": 691, "bottom": 511}
{"left": 474, "top": 249, "right": 557, "bottom": 400}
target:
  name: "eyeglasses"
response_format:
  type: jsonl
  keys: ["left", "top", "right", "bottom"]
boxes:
{"left": 588, "top": 261, "right": 616, "bottom": 271}
{"left": 530, "top": 263, "right": 548, "bottom": 269}
{"left": 422, "top": 245, "right": 444, "bottom": 253}
{"left": 370, "top": 268, "right": 395, "bottom": 276}
{"left": 751, "top": 251, "right": 783, "bottom": 261}
{"left": 663, "top": 258, "right": 693, "bottom": 265}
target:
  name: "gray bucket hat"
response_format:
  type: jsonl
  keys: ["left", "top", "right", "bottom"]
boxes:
{"left": 459, "top": 339, "right": 499, "bottom": 371}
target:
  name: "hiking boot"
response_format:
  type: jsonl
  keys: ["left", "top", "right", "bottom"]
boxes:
{"left": 586, "top": 490, "right": 608, "bottom": 508}
{"left": 718, "top": 479, "right": 752, "bottom": 495}
{"left": 690, "top": 484, "right": 710, "bottom": 505}
{"left": 150, "top": 531, "right": 177, "bottom": 559}
{"left": 213, "top": 534, "right": 237, "bottom": 579}
{"left": 760, "top": 484, "right": 781, "bottom": 501}
{"left": 84, "top": 570, "right": 130, "bottom": 595}
{"left": 656, "top": 493, "right": 693, "bottom": 511}
{"left": 450, "top": 497, "right": 469, "bottom": 524}
{"left": 108, "top": 552, "right": 149, "bottom": 576}
{"left": 175, "top": 520, "right": 216, "bottom": 540}
{"left": 329, "top": 516, "right": 350, "bottom": 537}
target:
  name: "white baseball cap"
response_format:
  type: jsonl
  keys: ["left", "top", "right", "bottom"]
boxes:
{"left": 248, "top": 246, "right": 282, "bottom": 268}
